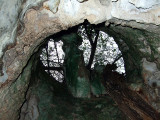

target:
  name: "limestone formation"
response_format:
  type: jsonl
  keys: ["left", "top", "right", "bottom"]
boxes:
{"left": 43, "top": 0, "right": 60, "bottom": 13}
{"left": 0, "top": 0, "right": 160, "bottom": 119}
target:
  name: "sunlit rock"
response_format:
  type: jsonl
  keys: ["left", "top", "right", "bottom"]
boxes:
{"left": 129, "top": 0, "right": 160, "bottom": 8}
{"left": 43, "top": 0, "right": 60, "bottom": 13}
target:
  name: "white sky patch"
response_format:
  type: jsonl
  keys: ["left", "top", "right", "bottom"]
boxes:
{"left": 48, "top": 39, "right": 65, "bottom": 65}
{"left": 79, "top": 31, "right": 125, "bottom": 74}
{"left": 40, "top": 39, "right": 65, "bottom": 83}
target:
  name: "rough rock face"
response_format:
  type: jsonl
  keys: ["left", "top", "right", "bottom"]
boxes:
{"left": 105, "top": 24, "right": 160, "bottom": 113}
{"left": 0, "top": 0, "right": 160, "bottom": 119}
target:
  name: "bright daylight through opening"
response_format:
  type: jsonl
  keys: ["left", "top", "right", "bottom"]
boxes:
{"left": 40, "top": 20, "right": 125, "bottom": 83}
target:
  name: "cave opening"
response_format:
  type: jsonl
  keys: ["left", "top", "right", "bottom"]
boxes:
{"left": 1, "top": 1, "right": 160, "bottom": 119}
{"left": 19, "top": 20, "right": 160, "bottom": 120}
{"left": 39, "top": 20, "right": 126, "bottom": 83}
{"left": 78, "top": 21, "right": 125, "bottom": 74}
{"left": 19, "top": 21, "right": 128, "bottom": 120}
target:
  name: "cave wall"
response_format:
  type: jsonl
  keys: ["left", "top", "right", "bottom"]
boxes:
{"left": 106, "top": 23, "right": 160, "bottom": 112}
{"left": 0, "top": 0, "right": 160, "bottom": 119}
{"left": 0, "top": 54, "right": 36, "bottom": 120}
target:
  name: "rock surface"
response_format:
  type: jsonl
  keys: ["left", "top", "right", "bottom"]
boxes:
{"left": 106, "top": 24, "right": 160, "bottom": 113}
{"left": 0, "top": 0, "right": 160, "bottom": 119}
{"left": 1, "top": 0, "right": 160, "bottom": 84}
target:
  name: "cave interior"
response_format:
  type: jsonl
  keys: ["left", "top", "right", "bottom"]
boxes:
{"left": 18, "top": 20, "right": 160, "bottom": 120}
